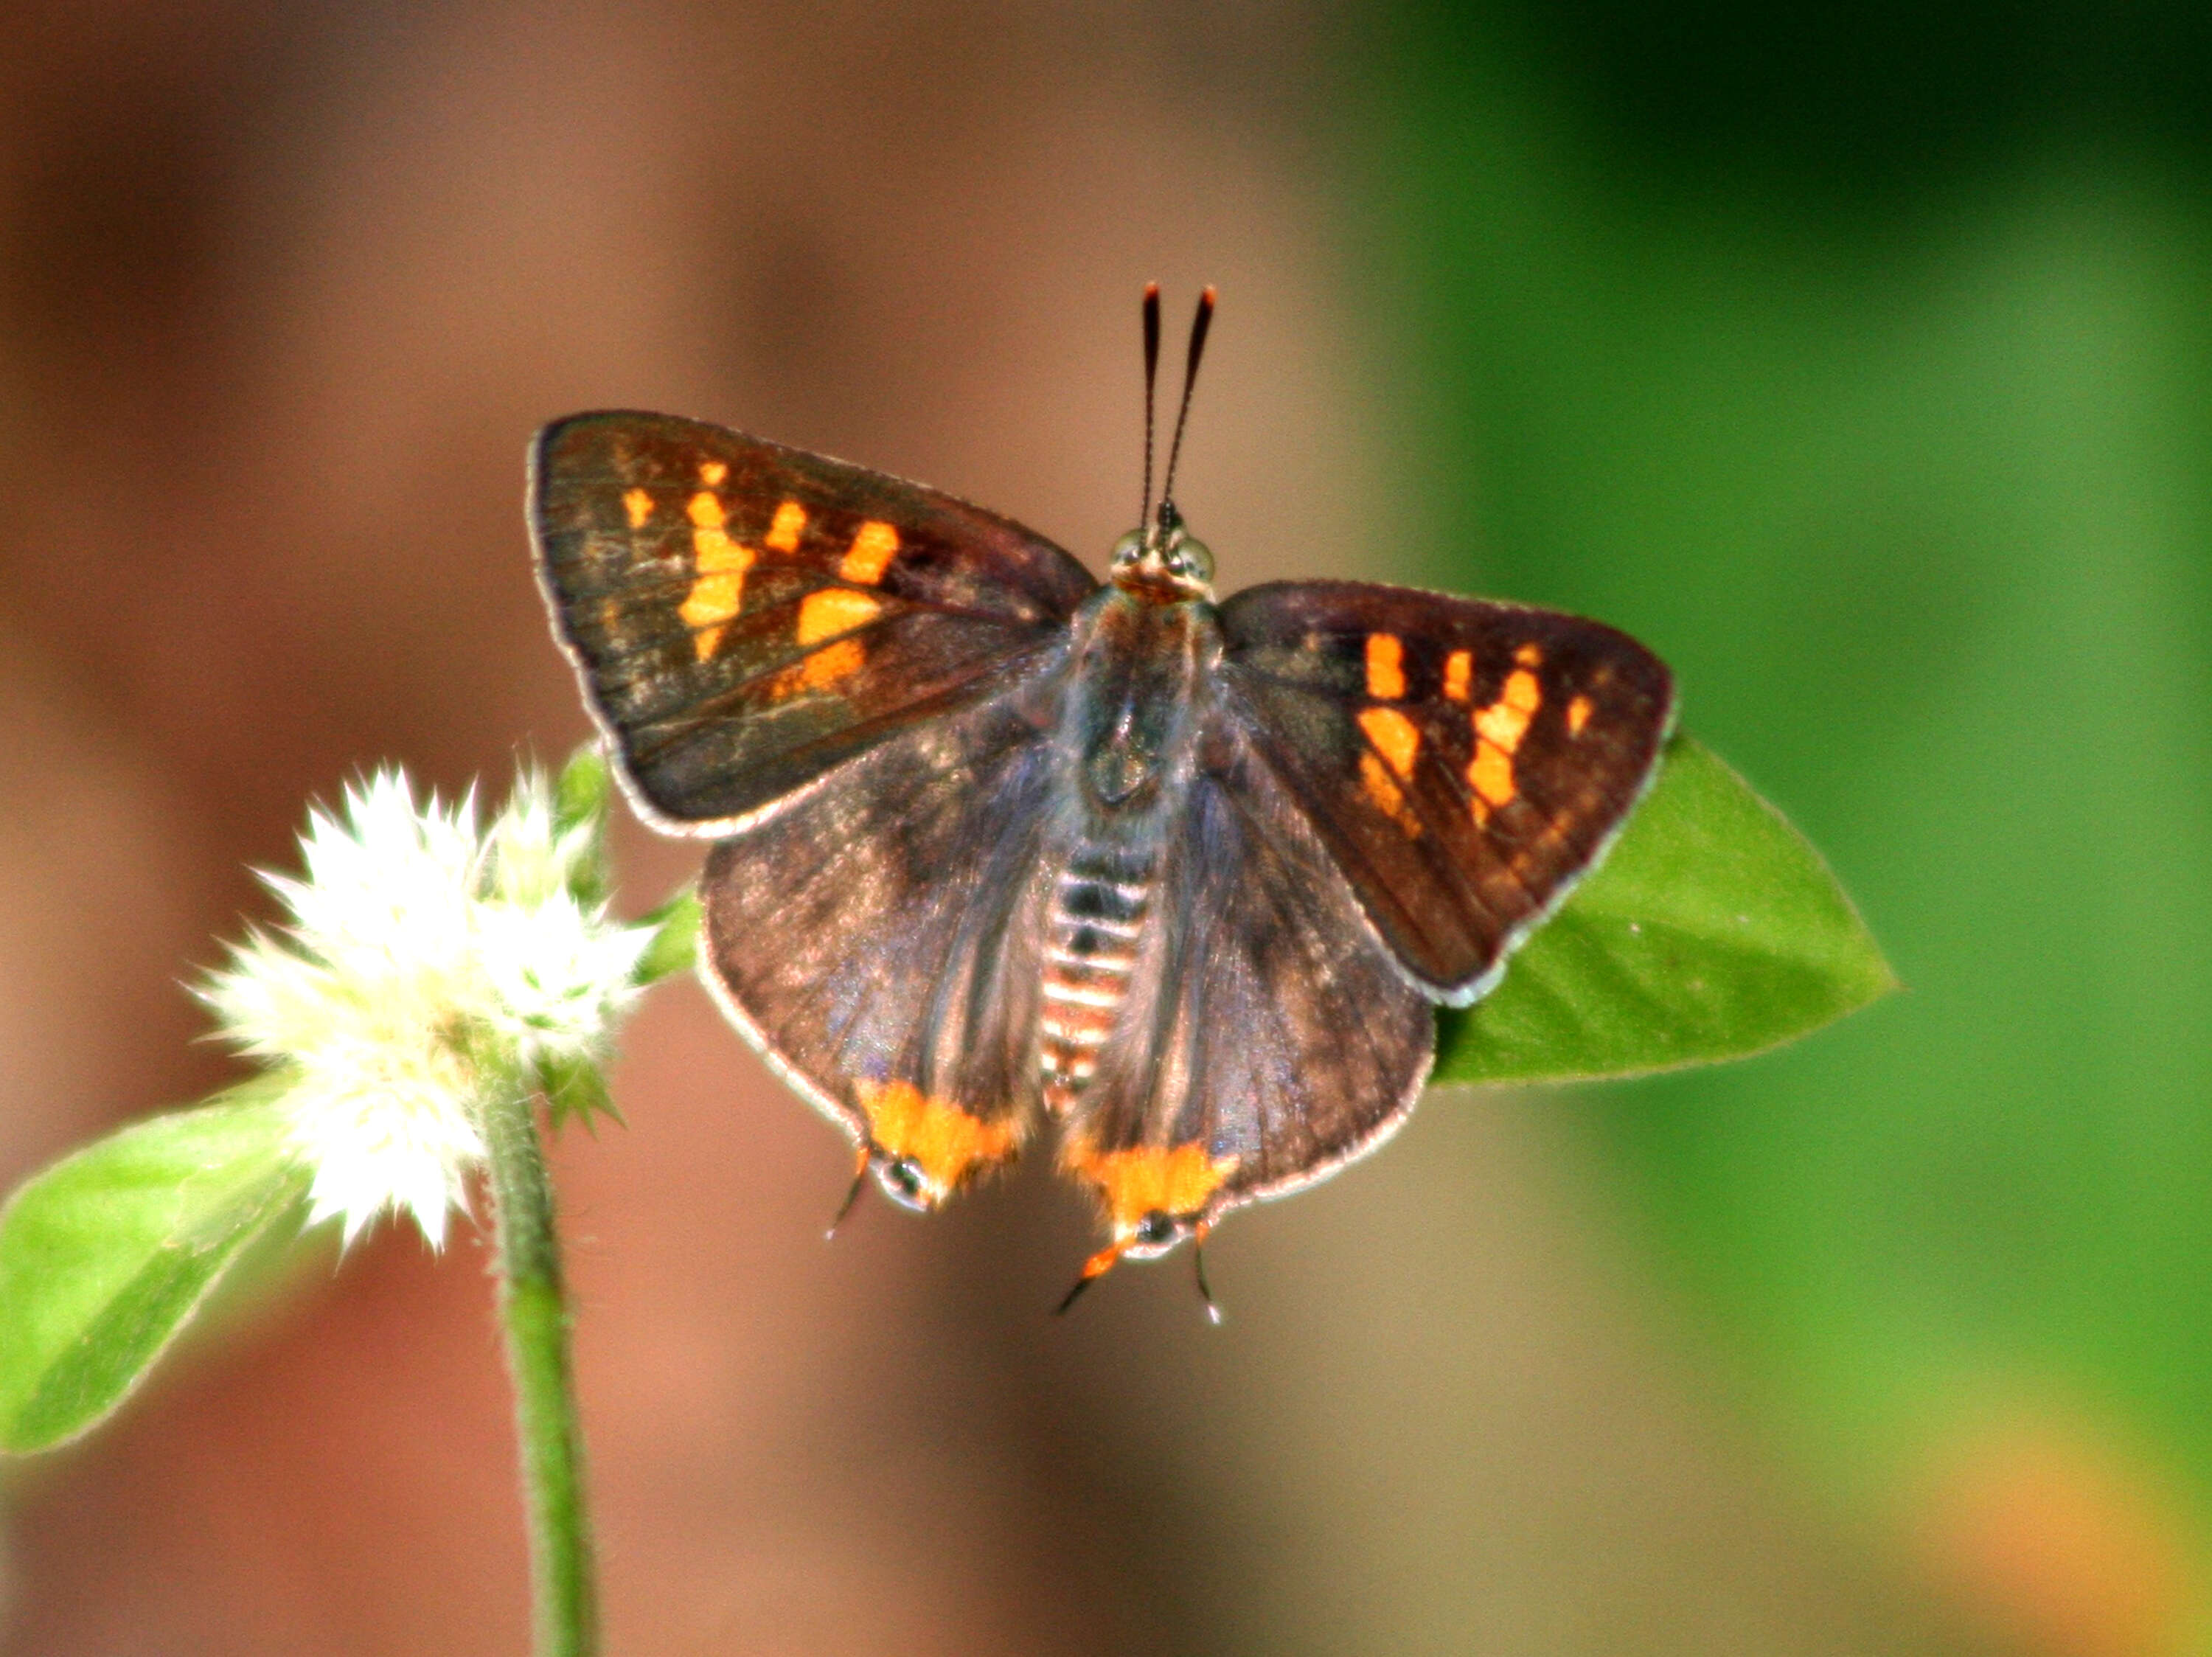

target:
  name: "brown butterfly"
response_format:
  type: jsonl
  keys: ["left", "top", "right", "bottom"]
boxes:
{"left": 529, "top": 288, "right": 1673, "bottom": 1309}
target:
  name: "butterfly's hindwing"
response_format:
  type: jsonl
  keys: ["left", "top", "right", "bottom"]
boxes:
{"left": 532, "top": 411, "right": 1098, "bottom": 830}
{"left": 1218, "top": 580, "right": 1674, "bottom": 1002}
{"left": 695, "top": 661, "right": 1074, "bottom": 1202}
{"left": 1059, "top": 714, "right": 1436, "bottom": 1239}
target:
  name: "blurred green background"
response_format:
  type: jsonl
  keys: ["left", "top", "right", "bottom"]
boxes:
{"left": 2, "top": 3, "right": 2210, "bottom": 1654}
{"left": 1370, "top": 5, "right": 2212, "bottom": 1653}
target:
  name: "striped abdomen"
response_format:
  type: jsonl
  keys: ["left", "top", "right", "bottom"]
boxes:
{"left": 1038, "top": 845, "right": 1153, "bottom": 1113}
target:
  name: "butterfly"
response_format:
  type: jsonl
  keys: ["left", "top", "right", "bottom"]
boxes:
{"left": 528, "top": 287, "right": 1673, "bottom": 1309}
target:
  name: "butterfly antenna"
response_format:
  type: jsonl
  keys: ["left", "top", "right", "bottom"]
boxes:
{"left": 824, "top": 1145, "right": 869, "bottom": 1240}
{"left": 1158, "top": 285, "right": 1217, "bottom": 524}
{"left": 1139, "top": 281, "right": 1162, "bottom": 532}
{"left": 1192, "top": 1224, "right": 1222, "bottom": 1324}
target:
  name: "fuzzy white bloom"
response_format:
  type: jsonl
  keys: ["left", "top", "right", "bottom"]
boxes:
{"left": 199, "top": 766, "right": 651, "bottom": 1248}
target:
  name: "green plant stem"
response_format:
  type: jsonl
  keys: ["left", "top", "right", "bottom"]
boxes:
{"left": 481, "top": 1079, "right": 597, "bottom": 1657}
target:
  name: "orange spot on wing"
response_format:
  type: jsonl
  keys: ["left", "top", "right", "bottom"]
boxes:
{"left": 622, "top": 487, "right": 653, "bottom": 529}
{"left": 1361, "top": 751, "right": 1405, "bottom": 815}
{"left": 698, "top": 460, "right": 728, "bottom": 486}
{"left": 1357, "top": 706, "right": 1422, "bottom": 779}
{"left": 1472, "top": 702, "right": 1526, "bottom": 751}
{"left": 795, "top": 637, "right": 866, "bottom": 691}
{"left": 1470, "top": 740, "right": 1516, "bottom": 809}
{"left": 692, "top": 529, "right": 751, "bottom": 575}
{"left": 1567, "top": 695, "right": 1593, "bottom": 737}
{"left": 1514, "top": 643, "right": 1543, "bottom": 667}
{"left": 796, "top": 587, "right": 883, "bottom": 645}
{"left": 1472, "top": 667, "right": 1543, "bottom": 754}
{"left": 679, "top": 517, "right": 757, "bottom": 660}
{"left": 1361, "top": 751, "right": 1424, "bottom": 836}
{"left": 839, "top": 520, "right": 901, "bottom": 584}
{"left": 687, "top": 489, "right": 726, "bottom": 529}
{"left": 680, "top": 577, "right": 742, "bottom": 658}
{"left": 1443, "top": 650, "right": 1472, "bottom": 702}
{"left": 764, "top": 499, "right": 807, "bottom": 552}
{"left": 1063, "top": 1142, "right": 1239, "bottom": 1234}
{"left": 856, "top": 1080, "right": 1018, "bottom": 1199}
{"left": 1365, "top": 633, "right": 1407, "bottom": 700}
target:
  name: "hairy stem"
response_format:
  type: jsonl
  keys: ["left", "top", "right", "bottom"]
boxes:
{"left": 481, "top": 1080, "right": 597, "bottom": 1657}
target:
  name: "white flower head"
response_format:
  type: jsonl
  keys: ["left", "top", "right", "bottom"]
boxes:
{"left": 483, "top": 764, "right": 602, "bottom": 909}
{"left": 198, "top": 762, "right": 652, "bottom": 1248}
{"left": 476, "top": 893, "right": 648, "bottom": 1060}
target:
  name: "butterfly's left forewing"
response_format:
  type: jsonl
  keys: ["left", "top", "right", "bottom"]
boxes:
{"left": 532, "top": 411, "right": 1097, "bottom": 832}
{"left": 1218, "top": 580, "right": 1674, "bottom": 1003}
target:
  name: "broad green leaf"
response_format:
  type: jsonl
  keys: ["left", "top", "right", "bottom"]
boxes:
{"left": 0, "top": 1078, "right": 308, "bottom": 1453}
{"left": 1434, "top": 737, "right": 1893, "bottom": 1085}
{"left": 633, "top": 890, "right": 700, "bottom": 987}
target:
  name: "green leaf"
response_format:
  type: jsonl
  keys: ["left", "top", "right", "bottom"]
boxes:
{"left": 633, "top": 889, "right": 700, "bottom": 987}
{"left": 1434, "top": 736, "right": 1894, "bottom": 1085}
{"left": 0, "top": 1077, "right": 310, "bottom": 1453}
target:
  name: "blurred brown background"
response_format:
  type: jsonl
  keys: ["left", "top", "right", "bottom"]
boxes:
{"left": 11, "top": 1, "right": 2211, "bottom": 1653}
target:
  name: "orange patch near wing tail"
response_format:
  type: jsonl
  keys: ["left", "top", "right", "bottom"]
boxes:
{"left": 1064, "top": 1142, "right": 1240, "bottom": 1234}
{"left": 855, "top": 1080, "right": 1018, "bottom": 1200}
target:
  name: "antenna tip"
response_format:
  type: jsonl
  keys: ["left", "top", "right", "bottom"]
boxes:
{"left": 1144, "top": 279, "right": 1160, "bottom": 299}
{"left": 1200, "top": 283, "right": 1218, "bottom": 304}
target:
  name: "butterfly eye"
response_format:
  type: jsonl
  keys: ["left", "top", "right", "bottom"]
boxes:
{"left": 1110, "top": 530, "right": 1147, "bottom": 567}
{"left": 1168, "top": 535, "right": 1213, "bottom": 584}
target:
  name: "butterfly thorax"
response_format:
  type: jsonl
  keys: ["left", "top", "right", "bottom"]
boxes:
{"left": 1039, "top": 578, "right": 1221, "bottom": 1112}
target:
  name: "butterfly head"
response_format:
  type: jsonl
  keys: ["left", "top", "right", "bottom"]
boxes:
{"left": 1110, "top": 501, "right": 1214, "bottom": 602}
{"left": 1116, "top": 282, "right": 1218, "bottom": 604}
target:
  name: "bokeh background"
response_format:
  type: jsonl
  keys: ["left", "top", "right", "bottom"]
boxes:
{"left": 4, "top": 1, "right": 2211, "bottom": 1653}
